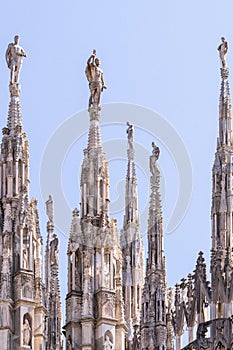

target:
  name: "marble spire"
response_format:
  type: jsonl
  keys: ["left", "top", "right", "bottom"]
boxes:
{"left": 141, "top": 143, "right": 168, "bottom": 350}
{"left": 44, "top": 195, "right": 63, "bottom": 350}
{"left": 64, "top": 51, "right": 126, "bottom": 350}
{"left": 210, "top": 37, "right": 233, "bottom": 321}
{"left": 0, "top": 36, "right": 46, "bottom": 349}
{"left": 121, "top": 123, "right": 144, "bottom": 348}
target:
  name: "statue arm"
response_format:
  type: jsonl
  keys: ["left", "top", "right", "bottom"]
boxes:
{"left": 101, "top": 72, "right": 107, "bottom": 89}
{"left": 20, "top": 48, "right": 27, "bottom": 57}
{"left": 87, "top": 54, "right": 95, "bottom": 66}
{"left": 5, "top": 44, "right": 11, "bottom": 67}
{"left": 86, "top": 54, "right": 96, "bottom": 82}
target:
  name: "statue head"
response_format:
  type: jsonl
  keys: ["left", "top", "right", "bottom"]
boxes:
{"left": 95, "top": 57, "right": 100, "bottom": 66}
{"left": 221, "top": 37, "right": 226, "bottom": 43}
{"left": 14, "top": 35, "right": 20, "bottom": 44}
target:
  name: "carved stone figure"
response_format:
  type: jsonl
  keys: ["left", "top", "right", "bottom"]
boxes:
{"left": 67, "top": 337, "right": 72, "bottom": 350}
{"left": 104, "top": 335, "right": 113, "bottom": 350}
{"left": 126, "top": 122, "right": 134, "bottom": 152}
{"left": 46, "top": 194, "right": 54, "bottom": 222}
{"left": 3, "top": 203, "right": 12, "bottom": 233}
{"left": 150, "top": 142, "right": 160, "bottom": 176}
{"left": 85, "top": 50, "right": 107, "bottom": 107}
{"left": 104, "top": 262, "right": 110, "bottom": 288}
{"left": 218, "top": 37, "right": 228, "bottom": 68}
{"left": 23, "top": 318, "right": 31, "bottom": 346}
{"left": 50, "top": 234, "right": 59, "bottom": 265}
{"left": 152, "top": 142, "right": 160, "bottom": 160}
{"left": 1, "top": 274, "right": 9, "bottom": 299}
{"left": 5, "top": 35, "right": 27, "bottom": 85}
{"left": 23, "top": 247, "right": 29, "bottom": 269}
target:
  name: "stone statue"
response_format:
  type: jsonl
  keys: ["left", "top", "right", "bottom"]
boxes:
{"left": 104, "top": 335, "right": 113, "bottom": 350}
{"left": 152, "top": 142, "right": 160, "bottom": 160}
{"left": 218, "top": 37, "right": 228, "bottom": 69}
{"left": 150, "top": 142, "right": 160, "bottom": 176}
{"left": 126, "top": 122, "right": 134, "bottom": 152}
{"left": 23, "top": 247, "right": 29, "bottom": 269}
{"left": 50, "top": 234, "right": 59, "bottom": 265}
{"left": 3, "top": 203, "right": 12, "bottom": 233}
{"left": 23, "top": 318, "right": 31, "bottom": 345}
{"left": 85, "top": 49, "right": 107, "bottom": 108}
{"left": 1, "top": 274, "right": 9, "bottom": 299}
{"left": 46, "top": 195, "right": 54, "bottom": 223}
{"left": 67, "top": 337, "right": 72, "bottom": 350}
{"left": 5, "top": 35, "right": 27, "bottom": 85}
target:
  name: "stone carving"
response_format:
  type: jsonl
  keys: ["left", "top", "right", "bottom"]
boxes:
{"left": 3, "top": 234, "right": 9, "bottom": 255}
{"left": 126, "top": 122, "right": 134, "bottom": 152}
{"left": 23, "top": 246, "right": 29, "bottom": 269}
{"left": 104, "top": 334, "right": 113, "bottom": 350}
{"left": 50, "top": 234, "right": 59, "bottom": 265}
{"left": 22, "top": 275, "right": 33, "bottom": 299}
{"left": 85, "top": 50, "right": 107, "bottom": 107}
{"left": 67, "top": 336, "right": 72, "bottom": 350}
{"left": 152, "top": 142, "right": 160, "bottom": 160}
{"left": 46, "top": 194, "right": 54, "bottom": 222}
{"left": 82, "top": 251, "right": 92, "bottom": 316}
{"left": 102, "top": 293, "right": 115, "bottom": 318}
{"left": 1, "top": 272, "right": 10, "bottom": 299}
{"left": 218, "top": 37, "right": 228, "bottom": 69}
{"left": 3, "top": 203, "right": 12, "bottom": 233}
{"left": 104, "top": 262, "right": 110, "bottom": 288}
{"left": 5, "top": 35, "right": 27, "bottom": 85}
{"left": 83, "top": 292, "right": 92, "bottom": 316}
{"left": 150, "top": 142, "right": 160, "bottom": 176}
{"left": 23, "top": 318, "right": 31, "bottom": 346}
{"left": 83, "top": 251, "right": 91, "bottom": 277}
{"left": 73, "top": 298, "right": 82, "bottom": 319}
{"left": 0, "top": 306, "right": 12, "bottom": 328}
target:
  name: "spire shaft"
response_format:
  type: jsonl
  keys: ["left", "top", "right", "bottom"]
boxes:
{"left": 141, "top": 143, "right": 167, "bottom": 350}
{"left": 218, "top": 68, "right": 232, "bottom": 147}
{"left": 210, "top": 38, "right": 233, "bottom": 321}
{"left": 123, "top": 122, "right": 139, "bottom": 226}
{"left": 121, "top": 123, "right": 144, "bottom": 348}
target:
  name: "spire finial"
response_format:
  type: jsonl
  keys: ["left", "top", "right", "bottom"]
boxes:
{"left": 218, "top": 36, "right": 228, "bottom": 69}
{"left": 6, "top": 35, "right": 27, "bottom": 96}
{"left": 85, "top": 49, "right": 107, "bottom": 108}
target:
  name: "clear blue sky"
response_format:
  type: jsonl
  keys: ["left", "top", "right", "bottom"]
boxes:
{"left": 0, "top": 0, "right": 232, "bottom": 328}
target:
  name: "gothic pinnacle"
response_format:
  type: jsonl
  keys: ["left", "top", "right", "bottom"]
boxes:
{"left": 217, "top": 37, "right": 232, "bottom": 148}
{"left": 6, "top": 35, "right": 27, "bottom": 97}
{"left": 123, "top": 122, "right": 138, "bottom": 226}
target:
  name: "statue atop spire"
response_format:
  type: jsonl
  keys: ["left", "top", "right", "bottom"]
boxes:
{"left": 126, "top": 121, "right": 134, "bottom": 162}
{"left": 218, "top": 37, "right": 228, "bottom": 69}
{"left": 85, "top": 49, "right": 107, "bottom": 108}
{"left": 150, "top": 141, "right": 160, "bottom": 176}
{"left": 5, "top": 35, "right": 27, "bottom": 86}
{"left": 46, "top": 194, "right": 54, "bottom": 223}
